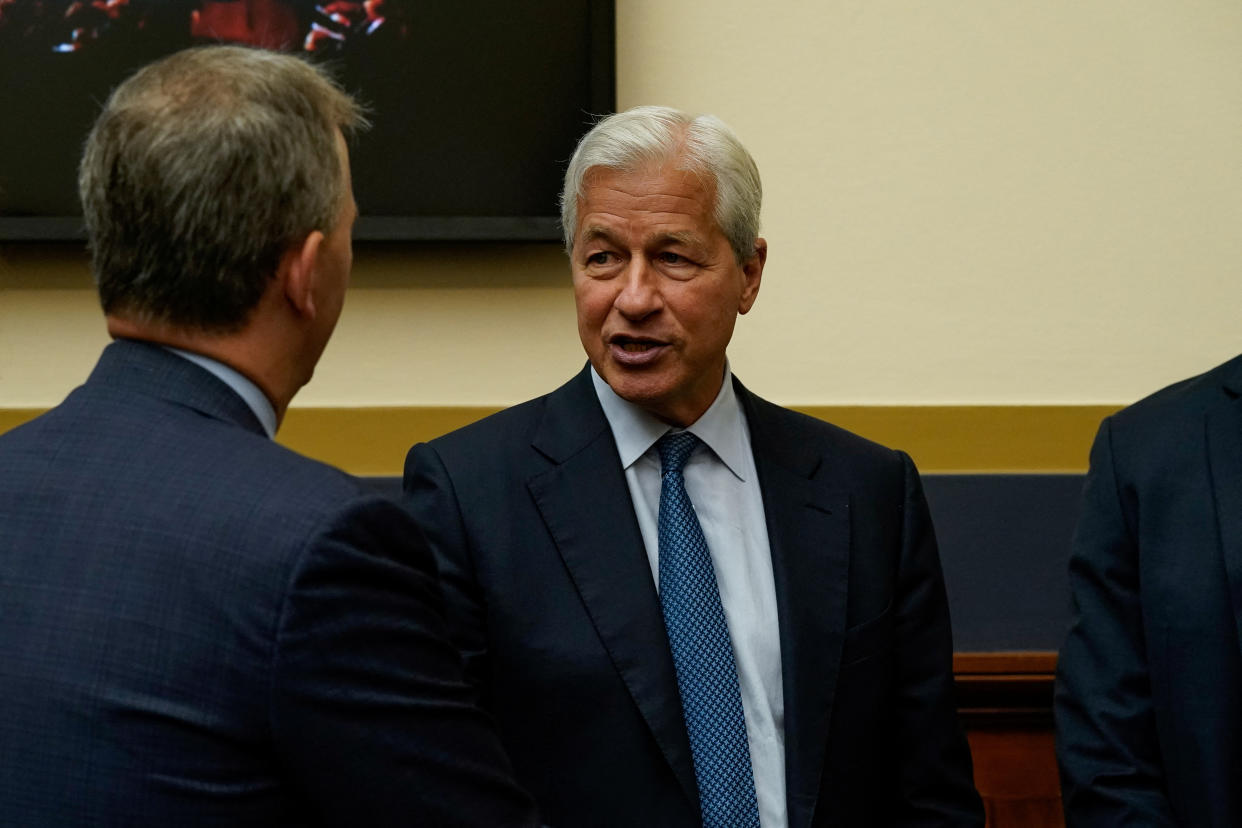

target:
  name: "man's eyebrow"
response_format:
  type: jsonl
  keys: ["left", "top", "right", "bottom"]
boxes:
{"left": 579, "top": 225, "right": 614, "bottom": 245}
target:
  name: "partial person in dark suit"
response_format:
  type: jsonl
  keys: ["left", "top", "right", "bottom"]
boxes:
{"left": 1056, "top": 355, "right": 1242, "bottom": 827}
{"left": 403, "top": 105, "right": 982, "bottom": 828}
{"left": 0, "top": 45, "right": 535, "bottom": 827}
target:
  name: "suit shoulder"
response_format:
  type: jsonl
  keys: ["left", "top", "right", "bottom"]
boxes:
{"left": 1106, "top": 353, "right": 1242, "bottom": 437}
{"left": 740, "top": 390, "right": 916, "bottom": 501}
{"left": 252, "top": 436, "right": 361, "bottom": 497}
{"left": 170, "top": 434, "right": 417, "bottom": 593}
{"left": 413, "top": 391, "right": 551, "bottom": 465}
{"left": 745, "top": 390, "right": 906, "bottom": 466}
{"left": 220, "top": 436, "right": 403, "bottom": 541}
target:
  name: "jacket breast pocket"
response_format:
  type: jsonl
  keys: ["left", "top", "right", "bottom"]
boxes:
{"left": 839, "top": 602, "right": 895, "bottom": 668}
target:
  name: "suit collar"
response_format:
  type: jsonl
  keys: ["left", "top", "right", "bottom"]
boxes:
{"left": 88, "top": 339, "right": 268, "bottom": 438}
{"left": 162, "top": 346, "right": 277, "bottom": 437}
{"left": 1219, "top": 354, "right": 1242, "bottom": 398}
{"left": 528, "top": 365, "right": 613, "bottom": 464}
{"left": 527, "top": 366, "right": 701, "bottom": 809}
{"left": 737, "top": 379, "right": 851, "bottom": 828}
{"left": 1207, "top": 370, "right": 1242, "bottom": 664}
{"left": 735, "top": 379, "right": 823, "bottom": 479}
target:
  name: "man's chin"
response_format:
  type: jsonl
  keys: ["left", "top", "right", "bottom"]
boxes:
{"left": 605, "top": 374, "right": 697, "bottom": 426}
{"left": 599, "top": 365, "right": 665, "bottom": 401}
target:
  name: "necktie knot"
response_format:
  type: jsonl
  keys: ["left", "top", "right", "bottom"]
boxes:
{"left": 657, "top": 431, "right": 700, "bottom": 475}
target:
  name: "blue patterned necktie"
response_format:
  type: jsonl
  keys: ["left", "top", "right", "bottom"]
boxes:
{"left": 656, "top": 431, "right": 761, "bottom": 828}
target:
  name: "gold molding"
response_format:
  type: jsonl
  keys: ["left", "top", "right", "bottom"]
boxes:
{"left": 1, "top": 404, "right": 1117, "bottom": 476}
{"left": 0, "top": 410, "right": 40, "bottom": 436}
{"left": 795, "top": 405, "right": 1117, "bottom": 475}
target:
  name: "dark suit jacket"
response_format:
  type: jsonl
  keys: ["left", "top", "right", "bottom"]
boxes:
{"left": 403, "top": 367, "right": 982, "bottom": 827}
{"left": 0, "top": 339, "right": 535, "bottom": 827}
{"left": 1056, "top": 353, "right": 1242, "bottom": 827}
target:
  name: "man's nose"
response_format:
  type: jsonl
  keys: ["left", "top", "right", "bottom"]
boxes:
{"left": 613, "top": 259, "right": 662, "bottom": 320}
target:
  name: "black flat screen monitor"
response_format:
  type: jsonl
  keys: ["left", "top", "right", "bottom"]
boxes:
{"left": 0, "top": 0, "right": 615, "bottom": 241}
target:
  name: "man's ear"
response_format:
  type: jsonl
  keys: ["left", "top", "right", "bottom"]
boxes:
{"left": 738, "top": 237, "right": 766, "bottom": 315}
{"left": 279, "top": 230, "right": 325, "bottom": 319}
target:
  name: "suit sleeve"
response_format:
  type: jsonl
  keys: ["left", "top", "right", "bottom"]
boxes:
{"left": 891, "top": 451, "right": 986, "bottom": 826}
{"left": 401, "top": 442, "right": 493, "bottom": 706}
{"left": 269, "top": 495, "right": 537, "bottom": 828}
{"left": 1054, "top": 419, "right": 1177, "bottom": 825}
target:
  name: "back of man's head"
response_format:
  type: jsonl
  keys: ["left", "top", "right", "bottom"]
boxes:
{"left": 80, "top": 45, "right": 366, "bottom": 333}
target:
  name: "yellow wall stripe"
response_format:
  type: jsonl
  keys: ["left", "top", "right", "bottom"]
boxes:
{"left": 2, "top": 404, "right": 1118, "bottom": 476}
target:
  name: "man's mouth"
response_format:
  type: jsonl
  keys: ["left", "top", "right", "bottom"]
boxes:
{"left": 609, "top": 336, "right": 667, "bottom": 364}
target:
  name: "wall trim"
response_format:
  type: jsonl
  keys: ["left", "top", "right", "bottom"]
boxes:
{"left": 1, "top": 404, "right": 1118, "bottom": 476}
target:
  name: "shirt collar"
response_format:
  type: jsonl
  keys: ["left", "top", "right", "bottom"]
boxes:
{"left": 589, "top": 363, "right": 749, "bottom": 481}
{"left": 163, "top": 347, "right": 278, "bottom": 439}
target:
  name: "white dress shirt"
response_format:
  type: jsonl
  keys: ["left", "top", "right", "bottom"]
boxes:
{"left": 164, "top": 347, "right": 278, "bottom": 439}
{"left": 591, "top": 365, "right": 787, "bottom": 828}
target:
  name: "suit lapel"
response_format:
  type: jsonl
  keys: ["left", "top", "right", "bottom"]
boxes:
{"left": 1206, "top": 367, "right": 1242, "bottom": 664}
{"left": 739, "top": 382, "right": 851, "bottom": 828}
{"left": 525, "top": 369, "right": 700, "bottom": 809}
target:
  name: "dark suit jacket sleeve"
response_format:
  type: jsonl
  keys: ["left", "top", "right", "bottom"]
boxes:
{"left": 269, "top": 494, "right": 536, "bottom": 827}
{"left": 402, "top": 441, "right": 493, "bottom": 704}
{"left": 891, "top": 452, "right": 986, "bottom": 826}
{"left": 1054, "top": 420, "right": 1177, "bottom": 826}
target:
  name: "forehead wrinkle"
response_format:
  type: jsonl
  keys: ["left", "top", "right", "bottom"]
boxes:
{"left": 575, "top": 165, "right": 721, "bottom": 253}
{"left": 579, "top": 223, "right": 708, "bottom": 254}
{"left": 662, "top": 230, "right": 702, "bottom": 247}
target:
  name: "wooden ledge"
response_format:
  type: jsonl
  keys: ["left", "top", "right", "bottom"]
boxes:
{"left": 954, "top": 651, "right": 1058, "bottom": 728}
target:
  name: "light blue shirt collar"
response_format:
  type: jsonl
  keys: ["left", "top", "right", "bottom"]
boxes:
{"left": 164, "top": 347, "right": 278, "bottom": 439}
{"left": 589, "top": 363, "right": 749, "bottom": 482}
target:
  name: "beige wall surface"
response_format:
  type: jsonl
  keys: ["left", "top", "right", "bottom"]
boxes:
{"left": 4, "top": 1, "right": 1242, "bottom": 409}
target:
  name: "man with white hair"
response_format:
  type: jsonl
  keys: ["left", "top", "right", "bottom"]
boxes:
{"left": 404, "top": 106, "right": 982, "bottom": 827}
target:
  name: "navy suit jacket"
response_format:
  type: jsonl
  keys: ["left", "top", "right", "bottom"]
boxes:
{"left": 0, "top": 339, "right": 535, "bottom": 827}
{"left": 1056, "top": 353, "right": 1242, "bottom": 827}
{"left": 403, "top": 367, "right": 982, "bottom": 827}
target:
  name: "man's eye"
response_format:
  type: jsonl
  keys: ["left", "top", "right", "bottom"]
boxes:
{"left": 586, "top": 251, "right": 613, "bottom": 265}
{"left": 657, "top": 252, "right": 686, "bottom": 265}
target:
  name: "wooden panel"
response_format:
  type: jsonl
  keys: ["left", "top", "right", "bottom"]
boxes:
{"left": 957, "top": 652, "right": 1062, "bottom": 828}
{"left": 969, "top": 729, "right": 1063, "bottom": 828}
{"left": 955, "top": 651, "right": 1057, "bottom": 728}
{"left": 955, "top": 652, "right": 1057, "bottom": 674}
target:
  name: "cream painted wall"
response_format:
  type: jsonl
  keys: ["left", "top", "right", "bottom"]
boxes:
{"left": 4, "top": 1, "right": 1242, "bottom": 407}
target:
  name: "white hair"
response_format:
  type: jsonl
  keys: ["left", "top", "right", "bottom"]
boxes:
{"left": 559, "top": 105, "right": 762, "bottom": 262}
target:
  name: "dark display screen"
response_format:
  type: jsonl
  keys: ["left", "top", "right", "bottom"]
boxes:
{"left": 0, "top": 0, "right": 615, "bottom": 240}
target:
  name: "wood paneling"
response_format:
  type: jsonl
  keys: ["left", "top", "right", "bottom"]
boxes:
{"left": 956, "top": 652, "right": 1062, "bottom": 828}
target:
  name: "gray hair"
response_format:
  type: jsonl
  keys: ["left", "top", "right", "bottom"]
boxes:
{"left": 79, "top": 45, "right": 367, "bottom": 332}
{"left": 559, "top": 105, "right": 762, "bottom": 262}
